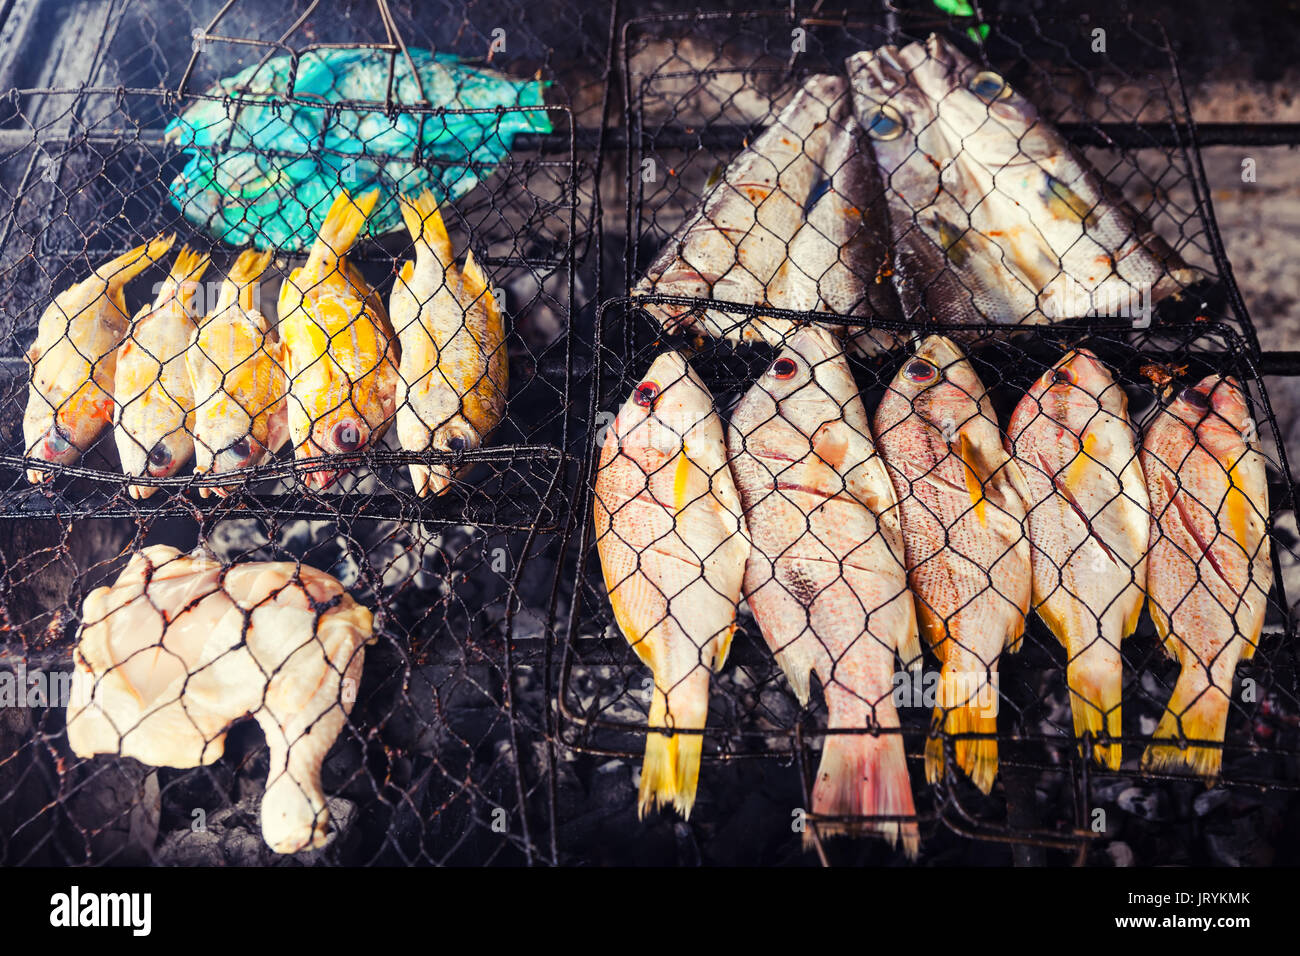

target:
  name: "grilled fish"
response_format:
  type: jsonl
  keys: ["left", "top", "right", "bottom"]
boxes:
{"left": 279, "top": 189, "right": 400, "bottom": 490}
{"left": 23, "top": 235, "right": 176, "bottom": 483}
{"left": 593, "top": 351, "right": 749, "bottom": 817}
{"left": 729, "top": 326, "right": 920, "bottom": 855}
{"left": 912, "top": 34, "right": 1202, "bottom": 321}
{"left": 764, "top": 117, "right": 903, "bottom": 355}
{"left": 392, "top": 189, "right": 508, "bottom": 497}
{"left": 186, "top": 248, "right": 288, "bottom": 496}
{"left": 1141, "top": 375, "right": 1271, "bottom": 778}
{"left": 874, "top": 334, "right": 1032, "bottom": 792}
{"left": 66, "top": 544, "right": 376, "bottom": 854}
{"left": 634, "top": 75, "right": 847, "bottom": 343}
{"left": 114, "top": 245, "right": 210, "bottom": 498}
{"left": 848, "top": 44, "right": 1040, "bottom": 325}
{"left": 1007, "top": 349, "right": 1149, "bottom": 768}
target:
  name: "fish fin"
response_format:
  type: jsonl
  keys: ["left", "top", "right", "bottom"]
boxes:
{"left": 954, "top": 432, "right": 987, "bottom": 526}
{"left": 809, "top": 727, "right": 919, "bottom": 859}
{"left": 95, "top": 233, "right": 176, "bottom": 288}
{"left": 397, "top": 188, "right": 454, "bottom": 263}
{"left": 926, "top": 671, "right": 999, "bottom": 794}
{"left": 1042, "top": 174, "right": 1100, "bottom": 227}
{"left": 460, "top": 249, "right": 500, "bottom": 321}
{"left": 228, "top": 248, "right": 273, "bottom": 287}
{"left": 311, "top": 189, "right": 379, "bottom": 269}
{"left": 398, "top": 259, "right": 415, "bottom": 287}
{"left": 1141, "top": 676, "right": 1230, "bottom": 781}
{"left": 639, "top": 674, "right": 708, "bottom": 819}
{"left": 1064, "top": 643, "right": 1123, "bottom": 771}
{"left": 169, "top": 245, "right": 211, "bottom": 287}
{"left": 1225, "top": 454, "right": 1256, "bottom": 560}
{"left": 712, "top": 624, "right": 736, "bottom": 671}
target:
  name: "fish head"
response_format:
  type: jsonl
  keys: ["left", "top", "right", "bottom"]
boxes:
{"left": 732, "top": 326, "right": 855, "bottom": 441}
{"left": 609, "top": 351, "right": 713, "bottom": 467}
{"left": 1167, "top": 374, "right": 1252, "bottom": 454}
{"left": 847, "top": 44, "right": 935, "bottom": 175}
{"left": 301, "top": 411, "right": 373, "bottom": 490}
{"left": 912, "top": 34, "right": 1042, "bottom": 153}
{"left": 116, "top": 408, "right": 195, "bottom": 498}
{"left": 409, "top": 416, "right": 481, "bottom": 498}
{"left": 888, "top": 334, "right": 986, "bottom": 432}
{"left": 22, "top": 339, "right": 117, "bottom": 482}
{"left": 1024, "top": 348, "right": 1127, "bottom": 424}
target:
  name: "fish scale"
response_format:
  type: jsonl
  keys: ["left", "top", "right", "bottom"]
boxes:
{"left": 729, "top": 326, "right": 921, "bottom": 855}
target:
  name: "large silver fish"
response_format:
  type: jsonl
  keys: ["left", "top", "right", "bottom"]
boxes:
{"left": 847, "top": 44, "right": 1040, "bottom": 326}
{"left": 908, "top": 34, "right": 1203, "bottom": 322}
{"left": 763, "top": 116, "right": 903, "bottom": 355}
{"left": 634, "top": 74, "right": 847, "bottom": 343}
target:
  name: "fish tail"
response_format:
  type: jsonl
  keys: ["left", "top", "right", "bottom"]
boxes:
{"left": 809, "top": 711, "right": 919, "bottom": 858}
{"left": 460, "top": 249, "right": 499, "bottom": 318}
{"left": 638, "top": 671, "right": 709, "bottom": 819}
{"left": 1141, "top": 671, "right": 1229, "bottom": 780}
{"left": 397, "top": 188, "right": 454, "bottom": 263}
{"left": 312, "top": 189, "right": 379, "bottom": 268}
{"left": 1067, "top": 654, "right": 1123, "bottom": 771}
{"left": 925, "top": 669, "right": 999, "bottom": 794}
{"left": 96, "top": 233, "right": 176, "bottom": 288}
{"left": 221, "top": 248, "right": 273, "bottom": 315}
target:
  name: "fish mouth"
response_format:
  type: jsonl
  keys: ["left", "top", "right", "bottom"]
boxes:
{"left": 127, "top": 484, "right": 159, "bottom": 501}
{"left": 409, "top": 463, "right": 453, "bottom": 498}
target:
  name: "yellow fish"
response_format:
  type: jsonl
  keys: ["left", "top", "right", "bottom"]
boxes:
{"left": 278, "top": 189, "right": 399, "bottom": 490}
{"left": 23, "top": 234, "right": 175, "bottom": 483}
{"left": 392, "top": 189, "right": 508, "bottom": 497}
{"left": 114, "top": 245, "right": 210, "bottom": 498}
{"left": 186, "top": 248, "right": 288, "bottom": 497}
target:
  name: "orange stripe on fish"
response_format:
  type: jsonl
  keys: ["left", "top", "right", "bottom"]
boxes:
{"left": 956, "top": 432, "right": 987, "bottom": 525}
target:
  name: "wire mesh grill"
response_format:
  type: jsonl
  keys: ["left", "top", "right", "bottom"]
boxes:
{"left": 0, "top": 0, "right": 615, "bottom": 866}
{"left": 556, "top": 8, "right": 1300, "bottom": 862}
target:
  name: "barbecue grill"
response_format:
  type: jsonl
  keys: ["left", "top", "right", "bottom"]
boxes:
{"left": 0, "top": 0, "right": 1297, "bottom": 866}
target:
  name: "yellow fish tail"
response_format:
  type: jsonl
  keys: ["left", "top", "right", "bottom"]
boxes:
{"left": 311, "top": 188, "right": 379, "bottom": 270}
{"left": 96, "top": 233, "right": 176, "bottom": 288}
{"left": 397, "top": 188, "right": 453, "bottom": 263}
{"left": 638, "top": 672, "right": 709, "bottom": 819}
{"left": 925, "top": 669, "right": 999, "bottom": 794}
{"left": 225, "top": 248, "right": 274, "bottom": 315}
{"left": 1141, "top": 683, "right": 1229, "bottom": 781}
{"left": 1067, "top": 660, "right": 1122, "bottom": 770}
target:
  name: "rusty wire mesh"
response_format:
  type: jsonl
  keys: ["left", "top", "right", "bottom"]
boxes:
{"left": 0, "top": 0, "right": 614, "bottom": 865}
{"left": 557, "top": 9, "right": 1300, "bottom": 864}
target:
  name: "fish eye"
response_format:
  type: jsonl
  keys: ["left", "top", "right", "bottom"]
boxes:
{"left": 904, "top": 359, "right": 938, "bottom": 384}
{"left": 770, "top": 357, "right": 799, "bottom": 380}
{"left": 222, "top": 438, "right": 252, "bottom": 463}
{"left": 969, "top": 70, "right": 1012, "bottom": 101}
{"left": 331, "top": 421, "right": 364, "bottom": 452}
{"left": 1180, "top": 387, "right": 1211, "bottom": 411}
{"left": 865, "top": 104, "right": 904, "bottom": 141}
{"left": 46, "top": 427, "right": 71, "bottom": 455}
{"left": 1050, "top": 367, "right": 1075, "bottom": 386}
{"left": 447, "top": 435, "right": 468, "bottom": 452}
{"left": 634, "top": 381, "right": 660, "bottom": 408}
{"left": 148, "top": 441, "right": 173, "bottom": 470}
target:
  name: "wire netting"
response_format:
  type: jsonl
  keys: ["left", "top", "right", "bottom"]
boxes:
{"left": 557, "top": 8, "right": 1300, "bottom": 864}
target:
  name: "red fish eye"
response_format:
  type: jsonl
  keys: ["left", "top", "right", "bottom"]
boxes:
{"left": 905, "top": 360, "right": 937, "bottom": 383}
{"left": 1050, "top": 367, "right": 1075, "bottom": 386}
{"left": 771, "top": 357, "right": 798, "bottom": 379}
{"left": 1180, "top": 387, "right": 1210, "bottom": 411}
{"left": 634, "top": 382, "right": 659, "bottom": 408}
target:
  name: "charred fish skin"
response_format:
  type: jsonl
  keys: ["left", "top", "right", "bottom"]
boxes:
{"left": 633, "top": 74, "right": 848, "bottom": 343}
{"left": 913, "top": 34, "right": 1203, "bottom": 320}
{"left": 1140, "top": 375, "right": 1271, "bottom": 779}
{"left": 728, "top": 325, "right": 920, "bottom": 856}
{"left": 873, "top": 334, "right": 1032, "bottom": 793}
{"left": 1006, "top": 349, "right": 1150, "bottom": 769}
{"left": 847, "top": 45, "right": 1040, "bottom": 327}
{"left": 23, "top": 234, "right": 176, "bottom": 484}
{"left": 593, "top": 351, "right": 749, "bottom": 818}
